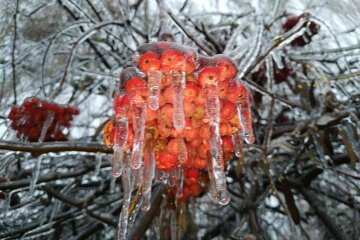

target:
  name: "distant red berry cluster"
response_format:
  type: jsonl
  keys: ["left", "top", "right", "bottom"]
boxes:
{"left": 9, "top": 97, "right": 79, "bottom": 142}
{"left": 282, "top": 13, "right": 319, "bottom": 46}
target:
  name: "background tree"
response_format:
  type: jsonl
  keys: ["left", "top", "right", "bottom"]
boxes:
{"left": 0, "top": 0, "right": 359, "bottom": 239}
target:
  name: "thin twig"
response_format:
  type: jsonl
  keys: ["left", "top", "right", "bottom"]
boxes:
{"left": 11, "top": 0, "right": 19, "bottom": 105}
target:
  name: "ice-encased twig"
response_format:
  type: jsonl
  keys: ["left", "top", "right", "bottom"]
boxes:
{"left": 131, "top": 102, "right": 146, "bottom": 169}
{"left": 141, "top": 150, "right": 155, "bottom": 212}
{"left": 112, "top": 116, "right": 129, "bottom": 177}
{"left": 147, "top": 70, "right": 162, "bottom": 110}
{"left": 208, "top": 124, "right": 230, "bottom": 205}
{"left": 171, "top": 70, "right": 186, "bottom": 130}
{"left": 116, "top": 152, "right": 133, "bottom": 240}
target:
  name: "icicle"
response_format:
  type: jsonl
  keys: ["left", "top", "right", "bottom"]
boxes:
{"left": 39, "top": 111, "right": 55, "bottom": 142}
{"left": 147, "top": 70, "right": 162, "bottom": 110}
{"left": 170, "top": 209, "right": 177, "bottom": 240}
{"left": 208, "top": 124, "right": 230, "bottom": 205}
{"left": 177, "top": 138, "right": 188, "bottom": 164}
{"left": 29, "top": 155, "right": 44, "bottom": 196}
{"left": 271, "top": 51, "right": 284, "bottom": 70}
{"left": 110, "top": 176, "right": 116, "bottom": 193}
{"left": 175, "top": 168, "right": 184, "bottom": 200}
{"left": 112, "top": 116, "right": 129, "bottom": 177}
{"left": 131, "top": 102, "right": 146, "bottom": 169}
{"left": 205, "top": 85, "right": 221, "bottom": 125}
{"left": 117, "top": 152, "right": 133, "bottom": 240}
{"left": 235, "top": 84, "right": 255, "bottom": 144}
{"left": 133, "top": 165, "right": 143, "bottom": 188}
{"left": 141, "top": 151, "right": 155, "bottom": 212}
{"left": 93, "top": 154, "right": 102, "bottom": 177}
{"left": 171, "top": 70, "right": 186, "bottom": 130}
{"left": 232, "top": 132, "right": 244, "bottom": 158}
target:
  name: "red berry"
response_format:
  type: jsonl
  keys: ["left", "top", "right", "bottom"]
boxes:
{"left": 138, "top": 51, "right": 161, "bottom": 73}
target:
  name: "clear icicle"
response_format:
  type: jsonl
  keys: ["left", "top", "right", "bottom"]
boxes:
{"left": 171, "top": 70, "right": 186, "bottom": 130}
{"left": 141, "top": 151, "right": 155, "bottom": 212}
{"left": 205, "top": 85, "right": 221, "bottom": 125}
{"left": 209, "top": 124, "right": 230, "bottom": 205}
{"left": 117, "top": 152, "right": 133, "bottom": 240}
{"left": 147, "top": 70, "right": 162, "bottom": 110}
{"left": 93, "top": 154, "right": 102, "bottom": 177}
{"left": 232, "top": 133, "right": 244, "bottom": 158}
{"left": 177, "top": 138, "right": 188, "bottom": 164}
{"left": 175, "top": 168, "right": 184, "bottom": 200}
{"left": 236, "top": 90, "right": 254, "bottom": 144}
{"left": 39, "top": 111, "right": 55, "bottom": 142}
{"left": 131, "top": 102, "right": 146, "bottom": 169}
{"left": 170, "top": 209, "right": 177, "bottom": 240}
{"left": 133, "top": 165, "right": 143, "bottom": 188}
{"left": 207, "top": 155, "right": 218, "bottom": 201}
{"left": 271, "top": 50, "right": 284, "bottom": 69}
{"left": 29, "top": 155, "right": 43, "bottom": 196}
{"left": 112, "top": 116, "right": 129, "bottom": 177}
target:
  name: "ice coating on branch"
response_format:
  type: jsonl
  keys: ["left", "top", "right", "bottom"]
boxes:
{"left": 171, "top": 71, "right": 186, "bottom": 130}
{"left": 131, "top": 101, "right": 146, "bottom": 169}
{"left": 112, "top": 116, "right": 129, "bottom": 177}
{"left": 177, "top": 137, "right": 188, "bottom": 164}
{"left": 209, "top": 124, "right": 230, "bottom": 205}
{"left": 237, "top": 24, "right": 263, "bottom": 80}
{"left": 117, "top": 152, "right": 133, "bottom": 240}
{"left": 147, "top": 70, "right": 162, "bottom": 110}
{"left": 141, "top": 150, "right": 155, "bottom": 212}
{"left": 232, "top": 132, "right": 244, "bottom": 158}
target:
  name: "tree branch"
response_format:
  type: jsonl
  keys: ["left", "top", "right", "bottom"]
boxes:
{"left": 0, "top": 140, "right": 112, "bottom": 155}
{"left": 128, "top": 184, "right": 165, "bottom": 240}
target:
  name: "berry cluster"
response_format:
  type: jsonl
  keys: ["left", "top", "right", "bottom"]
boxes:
{"left": 9, "top": 97, "right": 79, "bottom": 142}
{"left": 282, "top": 13, "right": 319, "bottom": 46}
{"left": 104, "top": 41, "right": 254, "bottom": 203}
